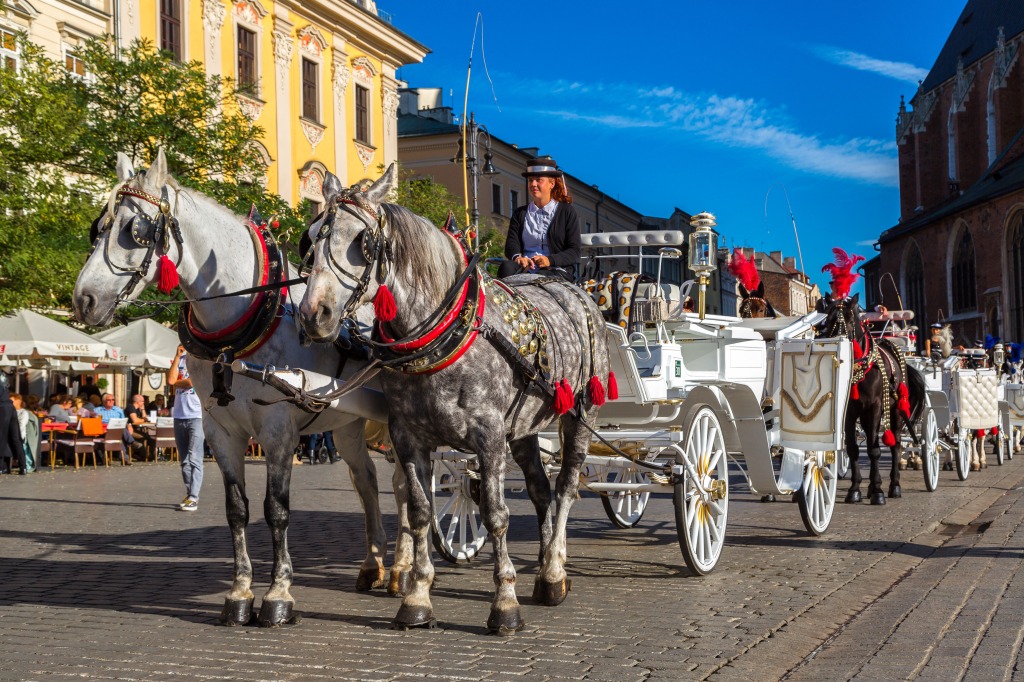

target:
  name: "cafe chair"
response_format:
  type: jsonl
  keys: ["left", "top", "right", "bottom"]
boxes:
{"left": 55, "top": 417, "right": 104, "bottom": 469}
{"left": 98, "top": 417, "right": 128, "bottom": 466}
{"left": 154, "top": 417, "right": 178, "bottom": 463}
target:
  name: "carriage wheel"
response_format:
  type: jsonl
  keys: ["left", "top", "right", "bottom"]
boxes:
{"left": 673, "top": 407, "right": 728, "bottom": 576}
{"left": 796, "top": 451, "right": 837, "bottom": 536}
{"left": 430, "top": 458, "right": 488, "bottom": 565}
{"left": 921, "top": 408, "right": 940, "bottom": 492}
{"left": 837, "top": 449, "right": 850, "bottom": 480}
{"left": 600, "top": 464, "right": 651, "bottom": 528}
{"left": 955, "top": 429, "right": 970, "bottom": 481}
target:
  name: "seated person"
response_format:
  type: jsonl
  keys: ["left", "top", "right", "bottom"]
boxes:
{"left": 71, "top": 396, "right": 93, "bottom": 419}
{"left": 48, "top": 395, "right": 73, "bottom": 423}
{"left": 93, "top": 394, "right": 142, "bottom": 464}
{"left": 146, "top": 394, "right": 169, "bottom": 417}
{"left": 497, "top": 157, "right": 580, "bottom": 282}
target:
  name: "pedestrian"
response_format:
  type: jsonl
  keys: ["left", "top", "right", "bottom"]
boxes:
{"left": 10, "top": 393, "right": 38, "bottom": 473}
{"left": 0, "top": 378, "right": 24, "bottom": 475}
{"left": 168, "top": 345, "right": 204, "bottom": 512}
{"left": 498, "top": 156, "right": 581, "bottom": 281}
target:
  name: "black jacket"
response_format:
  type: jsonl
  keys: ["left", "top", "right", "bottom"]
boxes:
{"left": 0, "top": 386, "right": 23, "bottom": 462}
{"left": 504, "top": 201, "right": 581, "bottom": 270}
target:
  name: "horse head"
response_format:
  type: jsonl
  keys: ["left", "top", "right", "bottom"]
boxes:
{"left": 816, "top": 292, "right": 865, "bottom": 345}
{"left": 738, "top": 282, "right": 775, "bottom": 319}
{"left": 73, "top": 149, "right": 182, "bottom": 326}
{"left": 299, "top": 162, "right": 398, "bottom": 342}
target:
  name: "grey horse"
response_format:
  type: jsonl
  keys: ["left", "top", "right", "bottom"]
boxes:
{"left": 298, "top": 164, "right": 611, "bottom": 634}
{"left": 72, "top": 150, "right": 411, "bottom": 627}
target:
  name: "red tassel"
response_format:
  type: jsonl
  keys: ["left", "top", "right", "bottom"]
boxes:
{"left": 991, "top": 426, "right": 999, "bottom": 435}
{"left": 976, "top": 429, "right": 986, "bottom": 439}
{"left": 588, "top": 375, "right": 606, "bottom": 407}
{"left": 883, "top": 429, "right": 897, "bottom": 447}
{"left": 607, "top": 371, "right": 619, "bottom": 401}
{"left": 897, "top": 382, "right": 911, "bottom": 418}
{"left": 157, "top": 254, "right": 179, "bottom": 294}
{"left": 553, "top": 379, "right": 574, "bottom": 414}
{"left": 853, "top": 339, "right": 864, "bottom": 360}
{"left": 374, "top": 284, "right": 397, "bottom": 322}
{"left": 851, "top": 383, "right": 859, "bottom": 400}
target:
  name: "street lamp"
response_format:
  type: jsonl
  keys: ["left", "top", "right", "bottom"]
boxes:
{"left": 451, "top": 111, "right": 497, "bottom": 250}
{"left": 688, "top": 212, "right": 719, "bottom": 320}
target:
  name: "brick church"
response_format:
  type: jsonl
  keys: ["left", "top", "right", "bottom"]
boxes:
{"left": 866, "top": 0, "right": 1024, "bottom": 349}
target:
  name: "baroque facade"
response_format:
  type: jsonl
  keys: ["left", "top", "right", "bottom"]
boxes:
{"left": 873, "top": 0, "right": 1024, "bottom": 347}
{"left": 1, "top": 0, "right": 428, "bottom": 211}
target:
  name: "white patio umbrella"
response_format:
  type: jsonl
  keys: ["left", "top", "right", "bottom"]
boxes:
{"left": 0, "top": 309, "right": 119, "bottom": 362}
{"left": 92, "top": 319, "right": 179, "bottom": 370}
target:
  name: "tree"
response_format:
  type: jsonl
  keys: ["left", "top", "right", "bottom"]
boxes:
{"left": 0, "top": 36, "right": 304, "bottom": 316}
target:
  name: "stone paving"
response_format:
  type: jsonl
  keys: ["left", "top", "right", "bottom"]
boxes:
{"left": 1, "top": 450, "right": 1024, "bottom": 681}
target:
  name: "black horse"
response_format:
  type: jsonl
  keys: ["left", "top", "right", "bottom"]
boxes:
{"left": 817, "top": 293, "right": 927, "bottom": 504}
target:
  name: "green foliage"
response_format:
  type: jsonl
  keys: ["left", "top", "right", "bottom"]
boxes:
{"left": 0, "top": 36, "right": 302, "bottom": 318}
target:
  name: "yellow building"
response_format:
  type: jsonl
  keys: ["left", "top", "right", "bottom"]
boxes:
{"left": 2, "top": 0, "right": 428, "bottom": 212}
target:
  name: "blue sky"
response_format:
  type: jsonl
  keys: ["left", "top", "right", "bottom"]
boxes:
{"left": 385, "top": 1, "right": 966, "bottom": 295}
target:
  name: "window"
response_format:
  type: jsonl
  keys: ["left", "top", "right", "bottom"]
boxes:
{"left": 510, "top": 189, "right": 519, "bottom": 212}
{"left": 951, "top": 228, "right": 976, "bottom": 313}
{"left": 1010, "top": 213, "right": 1024, "bottom": 342}
{"left": 492, "top": 183, "right": 502, "bottom": 215}
{"left": 355, "top": 85, "right": 370, "bottom": 144}
{"left": 160, "top": 0, "right": 182, "bottom": 61}
{"left": 1, "top": 29, "right": 17, "bottom": 72}
{"left": 585, "top": 221, "right": 591, "bottom": 233}
{"left": 301, "top": 58, "right": 319, "bottom": 122}
{"left": 237, "top": 26, "right": 257, "bottom": 94}
{"left": 904, "top": 244, "right": 925, "bottom": 352}
{"left": 64, "top": 50, "right": 86, "bottom": 78}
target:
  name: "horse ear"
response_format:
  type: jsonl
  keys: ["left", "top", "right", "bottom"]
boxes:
{"left": 116, "top": 152, "right": 135, "bottom": 181}
{"left": 148, "top": 147, "right": 169, "bottom": 187}
{"left": 755, "top": 282, "right": 765, "bottom": 298}
{"left": 323, "top": 171, "right": 342, "bottom": 202}
{"left": 738, "top": 285, "right": 750, "bottom": 299}
{"left": 363, "top": 162, "right": 398, "bottom": 206}
{"left": 824, "top": 292, "right": 832, "bottom": 306}
{"left": 850, "top": 292, "right": 860, "bottom": 306}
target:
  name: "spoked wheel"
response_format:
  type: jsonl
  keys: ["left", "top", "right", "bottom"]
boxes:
{"left": 921, "top": 408, "right": 940, "bottom": 492}
{"left": 673, "top": 407, "right": 728, "bottom": 576}
{"left": 837, "top": 449, "right": 850, "bottom": 479}
{"left": 995, "top": 432, "right": 1005, "bottom": 466}
{"left": 430, "top": 458, "right": 488, "bottom": 564}
{"left": 956, "top": 429, "right": 970, "bottom": 481}
{"left": 796, "top": 451, "right": 837, "bottom": 536}
{"left": 600, "top": 464, "right": 651, "bottom": 528}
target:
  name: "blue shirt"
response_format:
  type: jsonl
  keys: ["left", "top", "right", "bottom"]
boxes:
{"left": 93, "top": 405, "right": 125, "bottom": 424}
{"left": 173, "top": 356, "right": 203, "bottom": 420}
{"left": 521, "top": 200, "right": 558, "bottom": 258}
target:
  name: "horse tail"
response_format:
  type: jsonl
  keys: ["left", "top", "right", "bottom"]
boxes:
{"left": 902, "top": 364, "right": 927, "bottom": 446}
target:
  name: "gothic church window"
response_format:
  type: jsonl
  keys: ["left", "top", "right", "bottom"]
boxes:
{"left": 951, "top": 228, "right": 976, "bottom": 313}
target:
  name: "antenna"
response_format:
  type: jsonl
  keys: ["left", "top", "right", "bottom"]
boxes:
{"left": 765, "top": 184, "right": 810, "bottom": 311}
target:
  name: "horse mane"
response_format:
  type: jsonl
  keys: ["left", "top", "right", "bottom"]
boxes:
{"left": 937, "top": 325, "right": 953, "bottom": 357}
{"left": 728, "top": 249, "right": 760, "bottom": 293}
{"left": 380, "top": 203, "right": 463, "bottom": 303}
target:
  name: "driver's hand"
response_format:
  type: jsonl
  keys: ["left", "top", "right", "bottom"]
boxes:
{"left": 533, "top": 255, "right": 550, "bottom": 268}
{"left": 515, "top": 256, "right": 535, "bottom": 270}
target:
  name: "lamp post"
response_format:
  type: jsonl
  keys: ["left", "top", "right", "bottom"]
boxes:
{"left": 451, "top": 111, "right": 498, "bottom": 251}
{"left": 688, "top": 212, "right": 719, "bottom": 320}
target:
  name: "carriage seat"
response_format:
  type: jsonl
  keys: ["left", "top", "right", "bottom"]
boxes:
{"left": 860, "top": 310, "right": 915, "bottom": 323}
{"left": 734, "top": 312, "right": 824, "bottom": 341}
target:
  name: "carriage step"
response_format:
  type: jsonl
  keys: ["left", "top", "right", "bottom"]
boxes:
{"left": 936, "top": 439, "right": 955, "bottom": 452}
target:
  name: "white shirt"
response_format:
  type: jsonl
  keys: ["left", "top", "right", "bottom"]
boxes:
{"left": 521, "top": 200, "right": 558, "bottom": 258}
{"left": 172, "top": 357, "right": 203, "bottom": 420}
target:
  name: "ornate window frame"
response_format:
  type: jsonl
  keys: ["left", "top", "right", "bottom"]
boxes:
{"left": 157, "top": 0, "right": 188, "bottom": 62}
{"left": 350, "top": 55, "right": 377, "bottom": 170}
{"left": 1005, "top": 207, "right": 1024, "bottom": 342}
{"left": 297, "top": 25, "right": 327, "bottom": 148}
{"left": 298, "top": 160, "right": 329, "bottom": 216}
{"left": 232, "top": 0, "right": 266, "bottom": 99}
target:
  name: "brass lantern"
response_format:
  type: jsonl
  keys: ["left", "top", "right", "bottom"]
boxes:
{"left": 688, "top": 212, "right": 719, "bottom": 319}
{"left": 994, "top": 343, "right": 1005, "bottom": 373}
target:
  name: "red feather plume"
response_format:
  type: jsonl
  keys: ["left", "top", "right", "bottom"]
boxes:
{"left": 728, "top": 249, "right": 760, "bottom": 293}
{"left": 820, "top": 247, "right": 865, "bottom": 299}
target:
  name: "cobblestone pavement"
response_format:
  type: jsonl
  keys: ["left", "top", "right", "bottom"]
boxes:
{"left": 2, "top": 450, "right": 1024, "bottom": 681}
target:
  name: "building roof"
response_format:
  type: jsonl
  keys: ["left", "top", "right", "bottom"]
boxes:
{"left": 920, "top": 0, "right": 1024, "bottom": 93}
{"left": 879, "top": 131, "right": 1024, "bottom": 244}
{"left": 397, "top": 112, "right": 458, "bottom": 137}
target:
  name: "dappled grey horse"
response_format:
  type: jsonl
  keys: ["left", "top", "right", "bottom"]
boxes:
{"left": 298, "top": 164, "right": 611, "bottom": 634}
{"left": 72, "top": 150, "right": 411, "bottom": 627}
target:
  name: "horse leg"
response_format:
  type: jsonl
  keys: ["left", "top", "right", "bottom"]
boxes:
{"left": 257, "top": 427, "right": 300, "bottom": 627}
{"left": 534, "top": 416, "right": 590, "bottom": 607}
{"left": 209, "top": 426, "right": 255, "bottom": 626}
{"left": 509, "top": 435, "right": 553, "bottom": 566}
{"left": 845, "top": 409, "right": 863, "bottom": 503}
{"left": 388, "top": 462, "right": 414, "bottom": 597}
{"left": 331, "top": 419, "right": 387, "bottom": 591}
{"left": 889, "top": 407, "right": 902, "bottom": 499}
{"left": 972, "top": 435, "right": 983, "bottom": 471}
{"left": 390, "top": 433, "right": 437, "bottom": 629}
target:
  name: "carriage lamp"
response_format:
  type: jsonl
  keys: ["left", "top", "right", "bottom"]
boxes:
{"left": 995, "top": 343, "right": 1006, "bottom": 373}
{"left": 688, "top": 212, "right": 719, "bottom": 320}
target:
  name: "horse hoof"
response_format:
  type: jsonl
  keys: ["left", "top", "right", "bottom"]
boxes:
{"left": 388, "top": 569, "right": 412, "bottom": 598}
{"left": 356, "top": 566, "right": 386, "bottom": 592}
{"left": 532, "top": 577, "right": 572, "bottom": 606}
{"left": 393, "top": 603, "right": 435, "bottom": 629}
{"left": 220, "top": 597, "right": 254, "bottom": 626}
{"left": 871, "top": 492, "right": 886, "bottom": 506}
{"left": 257, "top": 599, "right": 299, "bottom": 627}
{"left": 845, "top": 490, "right": 862, "bottom": 504}
{"left": 943, "top": 461, "right": 954, "bottom": 471}
{"left": 486, "top": 607, "right": 525, "bottom": 635}
{"left": 760, "top": 494, "right": 776, "bottom": 503}
{"left": 898, "top": 460, "right": 907, "bottom": 471}
{"left": 971, "top": 463, "right": 981, "bottom": 472}
{"left": 888, "top": 485, "right": 902, "bottom": 498}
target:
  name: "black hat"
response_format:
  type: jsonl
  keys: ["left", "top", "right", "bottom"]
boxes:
{"left": 522, "top": 156, "right": 561, "bottom": 178}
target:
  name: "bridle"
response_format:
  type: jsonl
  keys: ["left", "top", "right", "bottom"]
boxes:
{"left": 739, "top": 295, "right": 769, "bottom": 318}
{"left": 90, "top": 172, "right": 184, "bottom": 303}
{"left": 306, "top": 190, "right": 393, "bottom": 322}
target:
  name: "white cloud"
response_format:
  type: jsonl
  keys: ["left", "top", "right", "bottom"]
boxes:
{"left": 815, "top": 46, "right": 928, "bottom": 84}
{"left": 520, "top": 79, "right": 898, "bottom": 187}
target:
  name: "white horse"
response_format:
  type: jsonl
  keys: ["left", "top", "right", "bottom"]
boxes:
{"left": 72, "top": 150, "right": 411, "bottom": 627}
